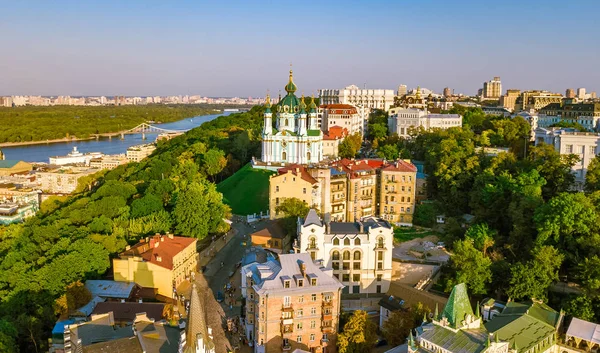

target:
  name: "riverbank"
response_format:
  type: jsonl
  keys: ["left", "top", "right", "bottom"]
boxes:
{"left": 0, "top": 136, "right": 96, "bottom": 147}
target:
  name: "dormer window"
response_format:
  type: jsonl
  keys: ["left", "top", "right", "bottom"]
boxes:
{"left": 298, "top": 279, "right": 304, "bottom": 287}
{"left": 311, "top": 278, "right": 317, "bottom": 286}
{"left": 344, "top": 238, "right": 350, "bottom": 246}
{"left": 333, "top": 238, "right": 340, "bottom": 246}
{"left": 284, "top": 280, "right": 290, "bottom": 288}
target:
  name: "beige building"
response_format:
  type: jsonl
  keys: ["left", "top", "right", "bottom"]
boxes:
{"left": 244, "top": 253, "right": 343, "bottom": 353}
{"left": 89, "top": 154, "right": 129, "bottom": 170}
{"left": 500, "top": 89, "right": 521, "bottom": 111}
{"left": 318, "top": 104, "right": 364, "bottom": 136}
{"left": 0, "top": 160, "right": 33, "bottom": 176}
{"left": 319, "top": 85, "right": 395, "bottom": 111}
{"left": 36, "top": 167, "right": 98, "bottom": 194}
{"left": 113, "top": 233, "right": 197, "bottom": 297}
{"left": 297, "top": 210, "right": 394, "bottom": 295}
{"left": 482, "top": 76, "right": 502, "bottom": 99}
{"left": 127, "top": 143, "right": 157, "bottom": 162}
{"left": 514, "top": 90, "right": 563, "bottom": 111}
{"left": 270, "top": 165, "right": 320, "bottom": 219}
{"left": 379, "top": 161, "right": 418, "bottom": 225}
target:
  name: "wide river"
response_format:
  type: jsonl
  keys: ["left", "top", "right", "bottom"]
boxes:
{"left": 1, "top": 111, "right": 233, "bottom": 163}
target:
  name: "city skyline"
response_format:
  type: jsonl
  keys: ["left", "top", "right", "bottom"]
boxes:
{"left": 2, "top": 0, "right": 600, "bottom": 97}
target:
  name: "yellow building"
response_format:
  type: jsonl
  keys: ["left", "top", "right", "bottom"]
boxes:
{"left": 379, "top": 160, "right": 417, "bottom": 225}
{"left": 0, "top": 160, "right": 33, "bottom": 176}
{"left": 113, "top": 233, "right": 197, "bottom": 297}
{"left": 269, "top": 165, "right": 319, "bottom": 219}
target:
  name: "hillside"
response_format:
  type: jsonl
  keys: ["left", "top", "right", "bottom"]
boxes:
{"left": 217, "top": 163, "right": 274, "bottom": 215}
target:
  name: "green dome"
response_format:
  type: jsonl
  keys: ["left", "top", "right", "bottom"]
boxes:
{"left": 278, "top": 94, "right": 300, "bottom": 113}
{"left": 284, "top": 69, "right": 297, "bottom": 94}
{"left": 309, "top": 95, "right": 317, "bottom": 113}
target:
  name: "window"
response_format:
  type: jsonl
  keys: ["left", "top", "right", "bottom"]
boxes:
{"left": 311, "top": 320, "right": 316, "bottom": 329}
{"left": 250, "top": 293, "right": 254, "bottom": 300}
{"left": 591, "top": 146, "right": 597, "bottom": 155}
{"left": 311, "top": 307, "right": 317, "bottom": 315}
{"left": 312, "top": 294, "right": 317, "bottom": 301}
{"left": 342, "top": 274, "right": 350, "bottom": 282}
{"left": 332, "top": 251, "right": 339, "bottom": 260}
{"left": 353, "top": 274, "right": 361, "bottom": 282}
{"left": 378, "top": 252, "right": 383, "bottom": 261}
{"left": 580, "top": 146, "right": 585, "bottom": 154}
{"left": 298, "top": 295, "right": 304, "bottom": 303}
{"left": 298, "top": 279, "right": 303, "bottom": 287}
{"left": 377, "top": 238, "right": 384, "bottom": 248}
{"left": 283, "top": 311, "right": 292, "bottom": 319}
{"left": 332, "top": 262, "right": 339, "bottom": 270}
{"left": 377, "top": 262, "right": 383, "bottom": 270}
{"left": 284, "top": 296, "right": 291, "bottom": 307}
{"left": 276, "top": 186, "right": 279, "bottom": 192}
{"left": 282, "top": 151, "right": 287, "bottom": 160}
{"left": 297, "top": 309, "right": 303, "bottom": 319}
{"left": 343, "top": 251, "right": 350, "bottom": 260}
{"left": 297, "top": 335, "right": 302, "bottom": 343}
{"left": 343, "top": 262, "right": 350, "bottom": 270}
{"left": 333, "top": 238, "right": 340, "bottom": 246}
{"left": 353, "top": 262, "right": 361, "bottom": 270}
{"left": 376, "top": 285, "right": 382, "bottom": 293}
{"left": 377, "top": 274, "right": 382, "bottom": 282}
{"left": 344, "top": 238, "right": 350, "bottom": 246}
{"left": 284, "top": 280, "right": 290, "bottom": 288}
{"left": 303, "top": 188, "right": 307, "bottom": 194}
{"left": 261, "top": 297, "right": 265, "bottom": 305}
{"left": 353, "top": 251, "right": 361, "bottom": 260}
{"left": 311, "top": 278, "right": 317, "bottom": 286}
{"left": 310, "top": 334, "right": 315, "bottom": 341}
{"left": 354, "top": 238, "right": 361, "bottom": 245}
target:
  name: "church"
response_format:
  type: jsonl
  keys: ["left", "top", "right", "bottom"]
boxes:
{"left": 261, "top": 70, "right": 324, "bottom": 165}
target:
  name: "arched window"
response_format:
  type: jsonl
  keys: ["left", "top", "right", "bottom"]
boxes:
{"left": 354, "top": 238, "right": 361, "bottom": 246}
{"left": 285, "top": 118, "right": 289, "bottom": 126}
{"left": 282, "top": 151, "right": 287, "bottom": 160}
{"left": 353, "top": 251, "right": 361, "bottom": 260}
{"left": 377, "top": 237, "right": 384, "bottom": 248}
{"left": 333, "top": 238, "right": 340, "bottom": 246}
{"left": 332, "top": 251, "right": 340, "bottom": 260}
{"left": 344, "top": 238, "right": 350, "bottom": 246}
{"left": 307, "top": 152, "right": 311, "bottom": 160}
{"left": 309, "top": 237, "right": 316, "bottom": 249}
{"left": 343, "top": 251, "right": 350, "bottom": 260}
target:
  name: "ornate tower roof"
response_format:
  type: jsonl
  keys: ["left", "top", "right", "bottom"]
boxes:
{"left": 284, "top": 69, "right": 297, "bottom": 94}
{"left": 264, "top": 93, "right": 272, "bottom": 114}
{"left": 441, "top": 283, "right": 474, "bottom": 329}
{"left": 309, "top": 94, "right": 317, "bottom": 113}
{"left": 279, "top": 69, "right": 301, "bottom": 112}
{"left": 299, "top": 94, "right": 307, "bottom": 114}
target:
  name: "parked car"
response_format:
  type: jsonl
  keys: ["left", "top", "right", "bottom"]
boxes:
{"left": 216, "top": 291, "right": 224, "bottom": 302}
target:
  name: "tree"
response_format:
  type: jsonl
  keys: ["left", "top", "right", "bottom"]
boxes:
{"left": 377, "top": 144, "right": 399, "bottom": 160}
{"left": 337, "top": 310, "right": 377, "bottom": 353}
{"left": 130, "top": 193, "right": 164, "bottom": 218}
{"left": 506, "top": 246, "right": 563, "bottom": 301}
{"left": 339, "top": 133, "right": 362, "bottom": 158}
{"left": 577, "top": 256, "right": 600, "bottom": 295}
{"left": 173, "top": 181, "right": 229, "bottom": 239}
{"left": 464, "top": 223, "right": 495, "bottom": 255}
{"left": 368, "top": 123, "right": 387, "bottom": 143}
{"left": 276, "top": 197, "right": 310, "bottom": 235}
{"left": 445, "top": 238, "right": 492, "bottom": 294}
{"left": 54, "top": 281, "right": 92, "bottom": 317}
{"left": 585, "top": 155, "right": 600, "bottom": 192}
{"left": 202, "top": 148, "right": 227, "bottom": 180}
{"left": 412, "top": 202, "right": 437, "bottom": 227}
{"left": 382, "top": 310, "right": 412, "bottom": 347}
{"left": 529, "top": 143, "right": 579, "bottom": 199}
{"left": 563, "top": 295, "right": 595, "bottom": 322}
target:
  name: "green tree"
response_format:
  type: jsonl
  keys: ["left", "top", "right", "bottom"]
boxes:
{"left": 563, "top": 295, "right": 595, "bottom": 322}
{"left": 368, "top": 123, "right": 387, "bottom": 143}
{"left": 130, "top": 193, "right": 164, "bottom": 218}
{"left": 202, "top": 148, "right": 227, "bottom": 180}
{"left": 173, "top": 181, "right": 229, "bottom": 239}
{"left": 585, "top": 155, "right": 600, "bottom": 192}
{"left": 0, "top": 320, "right": 17, "bottom": 353}
{"left": 377, "top": 144, "right": 399, "bottom": 160}
{"left": 276, "top": 197, "right": 310, "bottom": 235}
{"left": 88, "top": 215, "right": 113, "bottom": 234}
{"left": 464, "top": 223, "right": 495, "bottom": 255}
{"left": 382, "top": 310, "right": 412, "bottom": 347}
{"left": 54, "top": 280, "right": 92, "bottom": 317}
{"left": 577, "top": 256, "right": 600, "bottom": 295}
{"left": 507, "top": 246, "right": 563, "bottom": 301}
{"left": 339, "top": 133, "right": 362, "bottom": 158}
{"left": 412, "top": 202, "right": 437, "bottom": 227}
{"left": 529, "top": 143, "right": 579, "bottom": 199}
{"left": 445, "top": 238, "right": 492, "bottom": 294}
{"left": 337, "top": 310, "right": 377, "bottom": 353}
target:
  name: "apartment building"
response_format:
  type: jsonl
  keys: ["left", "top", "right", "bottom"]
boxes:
{"left": 36, "top": 166, "right": 98, "bottom": 194}
{"left": 482, "top": 77, "right": 502, "bottom": 99}
{"left": 379, "top": 161, "right": 418, "bottom": 225}
{"left": 244, "top": 253, "right": 343, "bottom": 353}
{"left": 127, "top": 143, "right": 157, "bottom": 162}
{"left": 514, "top": 90, "right": 563, "bottom": 111}
{"left": 318, "top": 104, "right": 364, "bottom": 136}
{"left": 297, "top": 210, "right": 394, "bottom": 295}
{"left": 268, "top": 159, "right": 417, "bottom": 225}
{"left": 319, "top": 85, "right": 395, "bottom": 111}
{"left": 113, "top": 233, "right": 197, "bottom": 296}
{"left": 538, "top": 102, "right": 600, "bottom": 131}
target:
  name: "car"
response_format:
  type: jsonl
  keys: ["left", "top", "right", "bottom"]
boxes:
{"left": 216, "top": 291, "right": 224, "bottom": 302}
{"left": 375, "top": 337, "right": 387, "bottom": 347}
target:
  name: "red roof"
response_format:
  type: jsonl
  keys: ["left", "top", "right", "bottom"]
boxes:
{"left": 120, "top": 234, "right": 196, "bottom": 270}
{"left": 332, "top": 158, "right": 416, "bottom": 178}
{"left": 319, "top": 104, "right": 359, "bottom": 114}
{"left": 324, "top": 126, "right": 348, "bottom": 140}
{"left": 381, "top": 160, "right": 418, "bottom": 173}
{"left": 277, "top": 164, "right": 317, "bottom": 184}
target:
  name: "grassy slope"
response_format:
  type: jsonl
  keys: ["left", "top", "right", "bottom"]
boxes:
{"left": 217, "top": 163, "right": 275, "bottom": 215}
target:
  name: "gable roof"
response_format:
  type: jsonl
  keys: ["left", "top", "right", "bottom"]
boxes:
{"left": 383, "top": 282, "right": 448, "bottom": 313}
{"left": 441, "top": 283, "right": 474, "bottom": 329}
{"left": 381, "top": 160, "right": 418, "bottom": 173}
{"left": 276, "top": 164, "right": 318, "bottom": 184}
{"left": 567, "top": 317, "right": 600, "bottom": 345}
{"left": 184, "top": 284, "right": 215, "bottom": 353}
{"left": 251, "top": 221, "right": 287, "bottom": 240}
{"left": 0, "top": 160, "right": 21, "bottom": 169}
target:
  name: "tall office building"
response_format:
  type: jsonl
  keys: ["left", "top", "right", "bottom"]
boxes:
{"left": 578, "top": 88, "right": 587, "bottom": 100}
{"left": 443, "top": 87, "right": 451, "bottom": 97}
{"left": 397, "top": 85, "right": 408, "bottom": 97}
{"left": 482, "top": 77, "right": 502, "bottom": 99}
{"left": 566, "top": 88, "right": 575, "bottom": 98}
{"left": 319, "top": 85, "right": 395, "bottom": 111}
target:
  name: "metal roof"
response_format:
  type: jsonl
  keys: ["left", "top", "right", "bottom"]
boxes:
{"left": 85, "top": 280, "right": 136, "bottom": 299}
{"left": 566, "top": 318, "right": 600, "bottom": 345}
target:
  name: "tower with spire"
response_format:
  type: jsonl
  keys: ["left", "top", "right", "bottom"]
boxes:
{"left": 260, "top": 68, "right": 323, "bottom": 165}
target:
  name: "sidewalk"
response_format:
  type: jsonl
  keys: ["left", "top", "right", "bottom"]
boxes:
{"left": 199, "top": 228, "right": 238, "bottom": 267}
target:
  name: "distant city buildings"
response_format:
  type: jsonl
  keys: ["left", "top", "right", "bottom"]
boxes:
{"left": 514, "top": 90, "right": 563, "bottom": 111}
{"left": 499, "top": 89, "right": 520, "bottom": 111}
{"left": 49, "top": 146, "right": 103, "bottom": 166}
{"left": 482, "top": 76, "right": 502, "bottom": 99}
{"left": 36, "top": 166, "right": 98, "bottom": 194}
{"left": 387, "top": 107, "right": 462, "bottom": 137}
{"left": 0, "top": 183, "right": 39, "bottom": 224}
{"left": 566, "top": 88, "right": 576, "bottom": 98}
{"left": 127, "top": 143, "right": 157, "bottom": 162}
{"left": 319, "top": 85, "right": 395, "bottom": 111}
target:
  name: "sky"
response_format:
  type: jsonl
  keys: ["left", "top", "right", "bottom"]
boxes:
{"left": 1, "top": 0, "right": 600, "bottom": 97}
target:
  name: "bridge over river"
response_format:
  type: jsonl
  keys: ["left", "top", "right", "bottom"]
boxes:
{"left": 92, "top": 123, "right": 189, "bottom": 140}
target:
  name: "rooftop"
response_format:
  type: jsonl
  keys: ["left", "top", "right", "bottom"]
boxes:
{"left": 85, "top": 280, "right": 136, "bottom": 299}
{"left": 119, "top": 234, "right": 196, "bottom": 270}
{"left": 419, "top": 324, "right": 488, "bottom": 353}
{"left": 276, "top": 164, "right": 317, "bottom": 184}
{"left": 567, "top": 317, "right": 600, "bottom": 346}
{"left": 251, "top": 221, "right": 287, "bottom": 240}
{"left": 92, "top": 302, "right": 166, "bottom": 323}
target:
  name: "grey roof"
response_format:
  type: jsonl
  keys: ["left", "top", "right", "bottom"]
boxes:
{"left": 303, "top": 209, "right": 322, "bottom": 227}
{"left": 82, "top": 336, "right": 142, "bottom": 353}
{"left": 73, "top": 296, "right": 106, "bottom": 317}
{"left": 241, "top": 247, "right": 276, "bottom": 267}
{"left": 184, "top": 284, "right": 215, "bottom": 353}
{"left": 329, "top": 218, "right": 391, "bottom": 234}
{"left": 419, "top": 324, "right": 488, "bottom": 353}
{"left": 85, "top": 280, "right": 136, "bottom": 299}
{"left": 91, "top": 302, "right": 166, "bottom": 323}
{"left": 567, "top": 317, "right": 600, "bottom": 345}
{"left": 70, "top": 312, "right": 134, "bottom": 347}
{"left": 136, "top": 321, "right": 181, "bottom": 353}
{"left": 254, "top": 253, "right": 343, "bottom": 296}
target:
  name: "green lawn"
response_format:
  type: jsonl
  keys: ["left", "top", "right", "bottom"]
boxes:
{"left": 393, "top": 226, "right": 438, "bottom": 242}
{"left": 217, "top": 163, "right": 275, "bottom": 215}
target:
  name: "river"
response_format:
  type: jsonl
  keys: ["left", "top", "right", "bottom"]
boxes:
{"left": 1, "top": 111, "right": 233, "bottom": 163}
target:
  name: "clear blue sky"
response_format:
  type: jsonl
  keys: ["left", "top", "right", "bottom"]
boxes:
{"left": 2, "top": 0, "right": 599, "bottom": 97}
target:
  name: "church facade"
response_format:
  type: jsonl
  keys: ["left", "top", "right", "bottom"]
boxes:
{"left": 261, "top": 70, "right": 323, "bottom": 165}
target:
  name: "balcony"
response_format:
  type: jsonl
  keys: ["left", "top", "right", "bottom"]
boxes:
{"left": 322, "top": 300, "right": 333, "bottom": 308}
{"left": 322, "top": 313, "right": 333, "bottom": 321}
{"left": 322, "top": 326, "right": 335, "bottom": 334}
{"left": 281, "top": 323, "right": 294, "bottom": 336}
{"left": 283, "top": 343, "right": 292, "bottom": 351}
{"left": 360, "top": 195, "right": 373, "bottom": 200}
{"left": 306, "top": 244, "right": 319, "bottom": 251}
{"left": 321, "top": 338, "right": 329, "bottom": 346}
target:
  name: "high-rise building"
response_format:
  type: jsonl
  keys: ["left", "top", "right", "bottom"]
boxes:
{"left": 244, "top": 252, "right": 343, "bottom": 353}
{"left": 578, "top": 88, "right": 587, "bottom": 99}
{"left": 297, "top": 209, "right": 394, "bottom": 295}
{"left": 499, "top": 89, "right": 521, "bottom": 111}
{"left": 566, "top": 88, "right": 575, "bottom": 98}
{"left": 482, "top": 77, "right": 502, "bottom": 99}
{"left": 443, "top": 87, "right": 451, "bottom": 97}
{"left": 319, "top": 85, "right": 395, "bottom": 111}
{"left": 592, "top": 92, "right": 598, "bottom": 99}
{"left": 397, "top": 84, "right": 408, "bottom": 97}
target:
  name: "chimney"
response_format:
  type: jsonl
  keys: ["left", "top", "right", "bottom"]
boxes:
{"left": 168, "top": 233, "right": 174, "bottom": 239}
{"left": 154, "top": 241, "right": 159, "bottom": 248}
{"left": 125, "top": 245, "right": 131, "bottom": 251}
{"left": 156, "top": 255, "right": 162, "bottom": 262}
{"left": 296, "top": 167, "right": 300, "bottom": 173}
{"left": 149, "top": 238, "right": 156, "bottom": 248}
{"left": 299, "top": 261, "right": 306, "bottom": 276}
{"left": 160, "top": 235, "right": 164, "bottom": 242}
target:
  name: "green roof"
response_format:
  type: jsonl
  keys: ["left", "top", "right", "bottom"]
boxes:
{"left": 279, "top": 94, "right": 301, "bottom": 111}
{"left": 484, "top": 301, "right": 559, "bottom": 353}
{"left": 419, "top": 325, "right": 488, "bottom": 353}
{"left": 0, "top": 160, "right": 21, "bottom": 169}
{"left": 442, "top": 283, "right": 474, "bottom": 329}
{"left": 307, "top": 129, "right": 321, "bottom": 137}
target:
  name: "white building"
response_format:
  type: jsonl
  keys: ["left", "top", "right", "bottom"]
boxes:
{"left": 49, "top": 146, "right": 103, "bottom": 166}
{"left": 126, "top": 143, "right": 157, "bottom": 162}
{"left": 387, "top": 108, "right": 462, "bottom": 137}
{"left": 37, "top": 167, "right": 98, "bottom": 194}
{"left": 261, "top": 70, "right": 323, "bottom": 165}
{"left": 319, "top": 85, "right": 395, "bottom": 111}
{"left": 578, "top": 88, "right": 587, "bottom": 100}
{"left": 296, "top": 209, "right": 394, "bottom": 295}
{"left": 318, "top": 104, "right": 365, "bottom": 136}
{"left": 534, "top": 127, "right": 600, "bottom": 189}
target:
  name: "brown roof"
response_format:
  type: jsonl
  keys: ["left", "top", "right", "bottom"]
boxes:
{"left": 82, "top": 336, "right": 143, "bottom": 353}
{"left": 119, "top": 234, "right": 196, "bottom": 270}
{"left": 324, "top": 126, "right": 348, "bottom": 140}
{"left": 251, "top": 221, "right": 287, "bottom": 240}
{"left": 276, "top": 164, "right": 317, "bottom": 184}
{"left": 381, "top": 160, "right": 418, "bottom": 173}
{"left": 386, "top": 282, "right": 448, "bottom": 312}
{"left": 319, "top": 104, "right": 359, "bottom": 114}
{"left": 91, "top": 302, "right": 166, "bottom": 323}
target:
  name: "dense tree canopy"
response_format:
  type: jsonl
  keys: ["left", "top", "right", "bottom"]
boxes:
{"left": 337, "top": 310, "right": 377, "bottom": 353}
